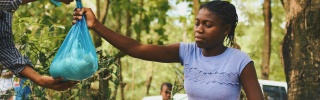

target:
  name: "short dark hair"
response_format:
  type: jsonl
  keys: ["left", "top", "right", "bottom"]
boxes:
{"left": 160, "top": 82, "right": 173, "bottom": 91}
{"left": 199, "top": 1, "right": 238, "bottom": 46}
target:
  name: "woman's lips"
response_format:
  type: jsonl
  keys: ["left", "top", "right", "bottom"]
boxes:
{"left": 195, "top": 36, "right": 204, "bottom": 42}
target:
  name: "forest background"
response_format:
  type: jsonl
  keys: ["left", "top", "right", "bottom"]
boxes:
{"left": 8, "top": 0, "right": 297, "bottom": 99}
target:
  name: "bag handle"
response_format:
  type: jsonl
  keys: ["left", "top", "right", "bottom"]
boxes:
{"left": 51, "top": 0, "right": 83, "bottom": 7}
{"left": 76, "top": 0, "right": 83, "bottom": 8}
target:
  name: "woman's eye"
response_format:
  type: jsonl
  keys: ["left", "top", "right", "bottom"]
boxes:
{"left": 195, "top": 23, "right": 200, "bottom": 26}
{"left": 205, "top": 24, "right": 212, "bottom": 27}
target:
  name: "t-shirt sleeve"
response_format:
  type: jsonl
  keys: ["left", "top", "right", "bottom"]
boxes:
{"left": 179, "top": 42, "right": 187, "bottom": 65}
{"left": 239, "top": 53, "right": 253, "bottom": 74}
{"left": 179, "top": 42, "right": 194, "bottom": 65}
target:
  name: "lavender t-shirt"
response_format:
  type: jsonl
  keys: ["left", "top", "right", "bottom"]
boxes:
{"left": 179, "top": 42, "right": 252, "bottom": 100}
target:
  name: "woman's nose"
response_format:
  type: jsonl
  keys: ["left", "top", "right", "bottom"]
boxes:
{"left": 195, "top": 24, "right": 204, "bottom": 33}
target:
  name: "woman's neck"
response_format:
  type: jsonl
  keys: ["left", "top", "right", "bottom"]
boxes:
{"left": 201, "top": 45, "right": 227, "bottom": 57}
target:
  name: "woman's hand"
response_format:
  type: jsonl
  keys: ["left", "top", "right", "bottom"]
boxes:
{"left": 72, "top": 8, "right": 99, "bottom": 29}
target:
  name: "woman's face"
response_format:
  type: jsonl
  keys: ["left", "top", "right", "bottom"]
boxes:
{"left": 194, "top": 8, "right": 229, "bottom": 49}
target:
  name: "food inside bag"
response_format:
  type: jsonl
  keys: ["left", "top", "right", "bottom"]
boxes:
{"left": 49, "top": 0, "right": 98, "bottom": 81}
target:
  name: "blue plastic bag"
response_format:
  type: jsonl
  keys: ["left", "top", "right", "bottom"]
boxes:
{"left": 51, "top": 0, "right": 61, "bottom": 6}
{"left": 49, "top": 0, "right": 98, "bottom": 81}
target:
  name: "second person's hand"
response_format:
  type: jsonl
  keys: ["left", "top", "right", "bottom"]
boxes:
{"left": 37, "top": 76, "right": 79, "bottom": 91}
{"left": 19, "top": 66, "right": 79, "bottom": 91}
{"left": 72, "top": 8, "right": 99, "bottom": 29}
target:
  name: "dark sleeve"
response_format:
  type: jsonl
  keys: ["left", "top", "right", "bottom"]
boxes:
{"left": 0, "top": 11, "right": 34, "bottom": 78}
{"left": 0, "top": 0, "right": 22, "bottom": 10}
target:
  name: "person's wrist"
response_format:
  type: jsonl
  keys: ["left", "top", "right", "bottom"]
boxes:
{"left": 19, "top": 65, "right": 44, "bottom": 86}
{"left": 91, "top": 20, "right": 100, "bottom": 30}
{"left": 34, "top": 76, "right": 45, "bottom": 86}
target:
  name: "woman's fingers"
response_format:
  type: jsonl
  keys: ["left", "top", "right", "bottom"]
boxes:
{"left": 73, "top": 16, "right": 82, "bottom": 20}
{"left": 72, "top": 8, "right": 96, "bottom": 26}
{"left": 72, "top": 20, "right": 77, "bottom": 25}
{"left": 80, "top": 8, "right": 87, "bottom": 14}
{"left": 73, "top": 8, "right": 82, "bottom": 16}
{"left": 73, "top": 8, "right": 83, "bottom": 23}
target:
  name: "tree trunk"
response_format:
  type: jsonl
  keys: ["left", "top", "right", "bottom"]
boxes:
{"left": 145, "top": 65, "right": 153, "bottom": 95}
{"left": 91, "top": 24, "right": 101, "bottom": 48}
{"left": 96, "top": 0, "right": 100, "bottom": 19}
{"left": 99, "top": 0, "right": 110, "bottom": 24}
{"left": 96, "top": 1, "right": 111, "bottom": 100}
{"left": 120, "top": 64, "right": 125, "bottom": 100}
{"left": 281, "top": 0, "right": 320, "bottom": 99}
{"left": 111, "top": 58, "right": 122, "bottom": 100}
{"left": 136, "top": 0, "right": 144, "bottom": 42}
{"left": 261, "top": 0, "right": 272, "bottom": 80}
{"left": 92, "top": 0, "right": 110, "bottom": 48}
{"left": 118, "top": 2, "right": 133, "bottom": 99}
{"left": 193, "top": 0, "right": 199, "bottom": 16}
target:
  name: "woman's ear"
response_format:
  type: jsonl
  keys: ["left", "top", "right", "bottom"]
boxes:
{"left": 224, "top": 24, "right": 231, "bottom": 35}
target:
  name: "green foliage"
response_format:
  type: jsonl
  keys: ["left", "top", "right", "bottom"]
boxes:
{"left": 12, "top": 14, "right": 65, "bottom": 75}
{"left": 13, "top": 17, "right": 98, "bottom": 100}
{"left": 12, "top": 1, "right": 121, "bottom": 99}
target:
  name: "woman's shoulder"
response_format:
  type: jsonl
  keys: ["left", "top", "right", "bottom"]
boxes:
{"left": 179, "top": 42, "right": 198, "bottom": 51}
{"left": 226, "top": 48, "right": 251, "bottom": 58}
